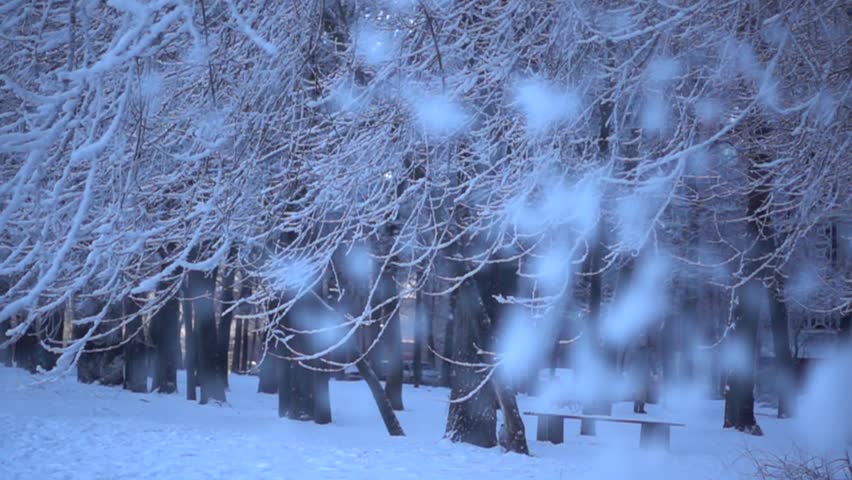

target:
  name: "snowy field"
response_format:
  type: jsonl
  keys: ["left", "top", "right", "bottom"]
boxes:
{"left": 0, "top": 367, "right": 817, "bottom": 480}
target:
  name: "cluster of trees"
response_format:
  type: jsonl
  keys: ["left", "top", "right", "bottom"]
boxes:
{"left": 1, "top": 0, "right": 849, "bottom": 453}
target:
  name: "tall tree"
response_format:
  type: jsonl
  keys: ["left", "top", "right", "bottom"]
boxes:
{"left": 474, "top": 260, "right": 529, "bottom": 454}
{"left": 382, "top": 267, "right": 405, "bottom": 411}
{"left": 217, "top": 265, "right": 236, "bottom": 389}
{"left": 123, "top": 298, "right": 148, "bottom": 393}
{"left": 445, "top": 276, "right": 497, "bottom": 448}
{"left": 75, "top": 302, "right": 124, "bottom": 386}
{"left": 190, "top": 269, "right": 226, "bottom": 404}
{"left": 151, "top": 292, "right": 181, "bottom": 394}
{"left": 183, "top": 286, "right": 198, "bottom": 401}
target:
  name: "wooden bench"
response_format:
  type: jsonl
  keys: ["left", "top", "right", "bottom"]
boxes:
{"left": 524, "top": 411, "right": 685, "bottom": 450}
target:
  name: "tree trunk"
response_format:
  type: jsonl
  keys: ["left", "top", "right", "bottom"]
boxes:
{"left": 287, "top": 361, "right": 314, "bottom": 421}
{"left": 313, "top": 371, "right": 332, "bottom": 424}
{"left": 14, "top": 324, "right": 41, "bottom": 374}
{"left": 123, "top": 299, "right": 148, "bottom": 393}
{"left": 278, "top": 357, "right": 326, "bottom": 425}
{"left": 233, "top": 278, "right": 251, "bottom": 373}
{"left": 284, "top": 313, "right": 316, "bottom": 421}
{"left": 426, "top": 292, "right": 436, "bottom": 366}
{"left": 413, "top": 287, "right": 424, "bottom": 388}
{"left": 493, "top": 379, "right": 529, "bottom": 454}
{"left": 239, "top": 317, "right": 250, "bottom": 372}
{"left": 580, "top": 65, "right": 617, "bottom": 429}
{"left": 384, "top": 302, "right": 404, "bottom": 411}
{"left": 581, "top": 234, "right": 612, "bottom": 434}
{"left": 12, "top": 312, "right": 61, "bottom": 374}
{"left": 445, "top": 278, "right": 497, "bottom": 448}
{"left": 742, "top": 151, "right": 791, "bottom": 423}
{"left": 0, "top": 281, "right": 10, "bottom": 367}
{"left": 190, "top": 269, "right": 226, "bottom": 404}
{"left": 16, "top": 310, "right": 62, "bottom": 374}
{"left": 258, "top": 348, "right": 279, "bottom": 394}
{"left": 217, "top": 267, "right": 235, "bottom": 388}
{"left": 183, "top": 292, "right": 197, "bottom": 401}
{"left": 43, "top": 310, "right": 63, "bottom": 371}
{"left": 768, "top": 277, "right": 795, "bottom": 418}
{"left": 277, "top": 356, "right": 290, "bottom": 417}
{"left": 468, "top": 257, "right": 528, "bottom": 453}
{"left": 151, "top": 294, "right": 180, "bottom": 394}
{"left": 231, "top": 316, "right": 243, "bottom": 374}
{"left": 723, "top": 281, "right": 763, "bottom": 436}
{"left": 0, "top": 318, "right": 11, "bottom": 367}
{"left": 356, "top": 357, "right": 405, "bottom": 436}
{"left": 75, "top": 302, "right": 124, "bottom": 385}
{"left": 440, "top": 318, "right": 454, "bottom": 387}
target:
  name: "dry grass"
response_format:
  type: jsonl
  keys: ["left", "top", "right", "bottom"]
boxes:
{"left": 745, "top": 446, "right": 852, "bottom": 480}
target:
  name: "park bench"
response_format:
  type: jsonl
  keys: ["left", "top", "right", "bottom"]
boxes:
{"left": 523, "top": 411, "right": 685, "bottom": 450}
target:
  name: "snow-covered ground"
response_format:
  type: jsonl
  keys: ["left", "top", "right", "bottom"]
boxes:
{"left": 0, "top": 367, "right": 809, "bottom": 479}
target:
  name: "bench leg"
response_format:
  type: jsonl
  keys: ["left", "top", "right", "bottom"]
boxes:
{"left": 536, "top": 415, "right": 548, "bottom": 442}
{"left": 536, "top": 415, "right": 564, "bottom": 444}
{"left": 580, "top": 418, "right": 596, "bottom": 436}
{"left": 639, "top": 424, "right": 670, "bottom": 450}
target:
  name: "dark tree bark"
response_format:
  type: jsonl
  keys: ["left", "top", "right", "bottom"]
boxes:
{"left": 231, "top": 310, "right": 244, "bottom": 374}
{"left": 768, "top": 277, "right": 795, "bottom": 418}
{"left": 440, "top": 318, "right": 454, "bottom": 387}
{"left": 0, "top": 280, "right": 10, "bottom": 367}
{"left": 18, "top": 310, "right": 61, "bottom": 374}
{"left": 313, "top": 371, "right": 332, "bottom": 424}
{"left": 183, "top": 292, "right": 198, "bottom": 401}
{"left": 279, "top": 360, "right": 327, "bottom": 425}
{"left": 725, "top": 150, "right": 791, "bottom": 426}
{"left": 280, "top": 305, "right": 316, "bottom": 421}
{"left": 356, "top": 357, "right": 405, "bottom": 436}
{"left": 493, "top": 380, "right": 529, "bottom": 454}
{"left": 413, "top": 286, "right": 424, "bottom": 388}
{"left": 123, "top": 299, "right": 148, "bottom": 393}
{"left": 384, "top": 300, "right": 404, "bottom": 411}
{"left": 473, "top": 260, "right": 529, "bottom": 455}
{"left": 217, "top": 267, "right": 236, "bottom": 389}
{"left": 366, "top": 264, "right": 404, "bottom": 409}
{"left": 579, "top": 63, "right": 617, "bottom": 432}
{"left": 829, "top": 224, "right": 850, "bottom": 342}
{"left": 239, "top": 317, "right": 250, "bottom": 372}
{"left": 331, "top": 245, "right": 403, "bottom": 435}
{"left": 258, "top": 347, "right": 280, "bottom": 394}
{"left": 426, "top": 292, "right": 436, "bottom": 366}
{"left": 748, "top": 155, "right": 794, "bottom": 416}
{"left": 43, "top": 310, "right": 63, "bottom": 370}
{"left": 232, "top": 275, "right": 252, "bottom": 374}
{"left": 445, "top": 278, "right": 497, "bottom": 448}
{"left": 581, "top": 232, "right": 613, "bottom": 435}
{"left": 190, "top": 269, "right": 226, "bottom": 404}
{"left": 287, "top": 361, "right": 314, "bottom": 421}
{"left": 13, "top": 311, "right": 61, "bottom": 374}
{"left": 723, "top": 281, "right": 763, "bottom": 436}
{"left": 75, "top": 301, "right": 124, "bottom": 385}
{"left": 0, "top": 319, "right": 11, "bottom": 366}
{"left": 278, "top": 300, "right": 331, "bottom": 424}
{"left": 678, "top": 202, "right": 705, "bottom": 383}
{"left": 277, "top": 355, "right": 290, "bottom": 416}
{"left": 13, "top": 325, "right": 41, "bottom": 374}
{"left": 151, "top": 294, "right": 180, "bottom": 394}
{"left": 363, "top": 320, "right": 380, "bottom": 376}
{"left": 660, "top": 312, "right": 676, "bottom": 389}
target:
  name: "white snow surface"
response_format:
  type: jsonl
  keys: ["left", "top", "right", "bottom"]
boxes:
{"left": 0, "top": 367, "right": 809, "bottom": 479}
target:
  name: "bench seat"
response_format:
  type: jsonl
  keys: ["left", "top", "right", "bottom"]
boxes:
{"left": 524, "top": 411, "right": 685, "bottom": 450}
